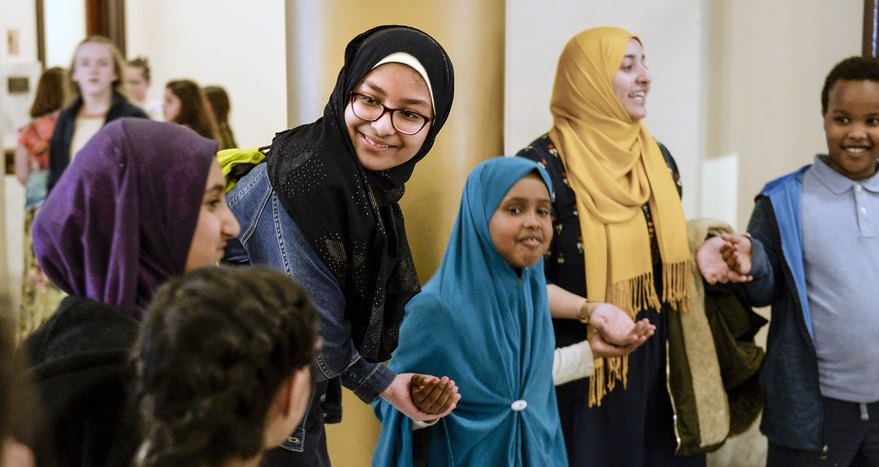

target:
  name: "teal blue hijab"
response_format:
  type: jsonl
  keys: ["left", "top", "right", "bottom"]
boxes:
{"left": 373, "top": 157, "right": 567, "bottom": 466}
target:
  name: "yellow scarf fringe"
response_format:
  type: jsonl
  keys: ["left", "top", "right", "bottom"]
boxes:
{"left": 588, "top": 260, "right": 690, "bottom": 407}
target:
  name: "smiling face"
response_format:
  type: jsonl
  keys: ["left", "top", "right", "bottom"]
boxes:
{"left": 488, "top": 173, "right": 553, "bottom": 270}
{"left": 184, "top": 161, "right": 241, "bottom": 272}
{"left": 823, "top": 79, "right": 879, "bottom": 180}
{"left": 344, "top": 62, "right": 433, "bottom": 171}
{"left": 612, "top": 38, "right": 651, "bottom": 121}
{"left": 71, "top": 42, "right": 117, "bottom": 98}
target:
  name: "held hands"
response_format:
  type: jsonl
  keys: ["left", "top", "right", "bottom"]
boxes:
{"left": 410, "top": 374, "right": 459, "bottom": 415}
{"left": 381, "top": 373, "right": 459, "bottom": 422}
{"left": 587, "top": 324, "right": 651, "bottom": 358}
{"left": 696, "top": 234, "right": 753, "bottom": 284}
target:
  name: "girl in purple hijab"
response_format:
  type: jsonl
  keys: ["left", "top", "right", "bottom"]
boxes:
{"left": 23, "top": 118, "right": 240, "bottom": 467}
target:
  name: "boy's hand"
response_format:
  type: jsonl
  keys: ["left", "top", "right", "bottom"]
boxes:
{"left": 719, "top": 233, "right": 754, "bottom": 278}
{"left": 697, "top": 234, "right": 753, "bottom": 284}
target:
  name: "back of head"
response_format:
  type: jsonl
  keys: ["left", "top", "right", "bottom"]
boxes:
{"left": 134, "top": 266, "right": 318, "bottom": 467}
{"left": 821, "top": 56, "right": 879, "bottom": 114}
{"left": 30, "top": 67, "right": 70, "bottom": 118}
{"left": 203, "top": 86, "right": 230, "bottom": 123}
{"left": 202, "top": 86, "right": 237, "bottom": 149}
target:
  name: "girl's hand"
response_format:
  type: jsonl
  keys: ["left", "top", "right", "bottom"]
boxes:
{"left": 381, "top": 373, "right": 460, "bottom": 422}
{"left": 409, "top": 374, "right": 459, "bottom": 416}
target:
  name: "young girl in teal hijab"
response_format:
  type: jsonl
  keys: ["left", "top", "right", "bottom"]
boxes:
{"left": 373, "top": 157, "right": 567, "bottom": 466}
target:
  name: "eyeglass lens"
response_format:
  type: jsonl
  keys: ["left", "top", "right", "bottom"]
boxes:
{"left": 351, "top": 94, "right": 428, "bottom": 135}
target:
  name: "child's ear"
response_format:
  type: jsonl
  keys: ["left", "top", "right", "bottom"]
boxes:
{"left": 276, "top": 367, "right": 311, "bottom": 417}
{"left": 273, "top": 375, "right": 294, "bottom": 416}
{"left": 263, "top": 373, "right": 303, "bottom": 450}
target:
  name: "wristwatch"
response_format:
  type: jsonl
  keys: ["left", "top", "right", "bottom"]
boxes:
{"left": 578, "top": 299, "right": 592, "bottom": 324}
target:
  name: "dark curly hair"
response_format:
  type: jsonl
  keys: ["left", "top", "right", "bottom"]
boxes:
{"left": 821, "top": 56, "right": 879, "bottom": 115}
{"left": 133, "top": 266, "right": 319, "bottom": 467}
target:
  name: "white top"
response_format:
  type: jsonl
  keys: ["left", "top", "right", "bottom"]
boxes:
{"left": 412, "top": 340, "right": 594, "bottom": 430}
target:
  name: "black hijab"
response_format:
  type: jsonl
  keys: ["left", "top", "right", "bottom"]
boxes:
{"left": 266, "top": 25, "right": 454, "bottom": 362}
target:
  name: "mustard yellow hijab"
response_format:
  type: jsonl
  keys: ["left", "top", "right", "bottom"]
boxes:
{"left": 549, "top": 27, "right": 691, "bottom": 404}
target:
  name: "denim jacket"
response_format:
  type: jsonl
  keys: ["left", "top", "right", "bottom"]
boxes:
{"left": 224, "top": 163, "right": 395, "bottom": 450}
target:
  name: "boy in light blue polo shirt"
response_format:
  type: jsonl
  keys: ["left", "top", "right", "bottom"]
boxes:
{"left": 715, "top": 56, "right": 879, "bottom": 466}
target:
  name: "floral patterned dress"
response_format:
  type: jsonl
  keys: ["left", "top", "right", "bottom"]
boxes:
{"left": 518, "top": 134, "right": 704, "bottom": 467}
{"left": 17, "top": 113, "right": 66, "bottom": 340}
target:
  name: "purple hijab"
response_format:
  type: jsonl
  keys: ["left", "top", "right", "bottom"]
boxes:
{"left": 32, "top": 118, "right": 218, "bottom": 318}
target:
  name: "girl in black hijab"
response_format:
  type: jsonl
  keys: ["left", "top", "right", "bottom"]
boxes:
{"left": 224, "top": 25, "right": 457, "bottom": 466}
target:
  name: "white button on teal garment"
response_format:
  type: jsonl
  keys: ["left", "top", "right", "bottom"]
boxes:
{"left": 511, "top": 400, "right": 528, "bottom": 411}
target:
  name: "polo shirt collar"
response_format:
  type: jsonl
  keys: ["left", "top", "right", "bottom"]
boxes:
{"left": 812, "top": 155, "right": 879, "bottom": 194}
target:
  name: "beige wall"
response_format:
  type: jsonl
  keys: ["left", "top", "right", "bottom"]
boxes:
{"left": 0, "top": 0, "right": 37, "bottom": 65}
{"left": 505, "top": 0, "right": 708, "bottom": 218}
{"left": 706, "top": 0, "right": 862, "bottom": 231}
{"left": 125, "top": 0, "right": 287, "bottom": 149}
{"left": 0, "top": 0, "right": 40, "bottom": 308}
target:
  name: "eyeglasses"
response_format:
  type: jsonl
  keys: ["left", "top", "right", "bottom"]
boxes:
{"left": 349, "top": 92, "right": 431, "bottom": 135}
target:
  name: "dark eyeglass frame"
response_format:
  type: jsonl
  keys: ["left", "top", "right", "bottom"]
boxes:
{"left": 348, "top": 92, "right": 431, "bottom": 135}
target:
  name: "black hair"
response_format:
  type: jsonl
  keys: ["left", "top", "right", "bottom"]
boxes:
{"left": 133, "top": 266, "right": 318, "bottom": 467}
{"left": 821, "top": 56, "right": 879, "bottom": 114}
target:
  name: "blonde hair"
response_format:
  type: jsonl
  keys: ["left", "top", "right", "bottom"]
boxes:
{"left": 69, "top": 35, "right": 129, "bottom": 99}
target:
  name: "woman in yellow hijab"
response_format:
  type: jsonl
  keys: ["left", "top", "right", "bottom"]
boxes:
{"left": 517, "top": 27, "right": 703, "bottom": 467}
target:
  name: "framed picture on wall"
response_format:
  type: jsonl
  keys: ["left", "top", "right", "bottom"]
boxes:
{"left": 0, "top": 62, "right": 41, "bottom": 153}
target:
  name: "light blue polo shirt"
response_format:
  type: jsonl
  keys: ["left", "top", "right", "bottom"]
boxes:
{"left": 802, "top": 155, "right": 879, "bottom": 403}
